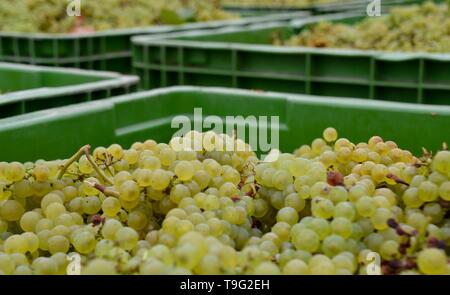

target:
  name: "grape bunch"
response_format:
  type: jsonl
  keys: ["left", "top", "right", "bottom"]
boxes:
{"left": 279, "top": 2, "right": 450, "bottom": 53}
{"left": 0, "top": 0, "right": 237, "bottom": 33}
{"left": 0, "top": 128, "right": 449, "bottom": 275}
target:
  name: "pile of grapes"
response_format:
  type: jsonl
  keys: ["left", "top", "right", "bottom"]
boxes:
{"left": 279, "top": 2, "right": 450, "bottom": 53}
{"left": 0, "top": 128, "right": 449, "bottom": 275}
{"left": 0, "top": 0, "right": 237, "bottom": 33}
{"left": 222, "top": 0, "right": 345, "bottom": 8}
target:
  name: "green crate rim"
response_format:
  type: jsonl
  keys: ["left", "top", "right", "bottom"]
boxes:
{"left": 2, "top": 86, "right": 450, "bottom": 129}
{"left": 0, "top": 62, "right": 138, "bottom": 107}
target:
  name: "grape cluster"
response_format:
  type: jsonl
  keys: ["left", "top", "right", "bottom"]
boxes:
{"left": 279, "top": 2, "right": 450, "bottom": 53}
{"left": 0, "top": 128, "right": 449, "bottom": 275}
{"left": 0, "top": 0, "right": 237, "bottom": 33}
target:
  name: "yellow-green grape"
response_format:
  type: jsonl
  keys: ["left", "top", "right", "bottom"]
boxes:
{"left": 33, "top": 164, "right": 50, "bottom": 182}
{"left": 72, "top": 231, "right": 96, "bottom": 254}
{"left": 379, "top": 240, "right": 400, "bottom": 260}
{"left": 93, "top": 147, "right": 108, "bottom": 162}
{"left": 83, "top": 259, "right": 117, "bottom": 275}
{"left": 115, "top": 227, "right": 139, "bottom": 250}
{"left": 406, "top": 211, "right": 428, "bottom": 231}
{"left": 282, "top": 258, "right": 309, "bottom": 275}
{"left": 0, "top": 200, "right": 25, "bottom": 221}
{"left": 284, "top": 193, "right": 306, "bottom": 212}
{"left": 78, "top": 155, "right": 93, "bottom": 174}
{"left": 332, "top": 253, "right": 356, "bottom": 274}
{"left": 193, "top": 170, "right": 211, "bottom": 190}
{"left": 140, "top": 156, "right": 161, "bottom": 170}
{"left": 134, "top": 168, "right": 153, "bottom": 187}
{"left": 128, "top": 210, "right": 148, "bottom": 231}
{"left": 276, "top": 207, "right": 299, "bottom": 225}
{"left": 107, "top": 143, "right": 124, "bottom": 160}
{"left": 417, "top": 248, "right": 448, "bottom": 275}
{"left": 402, "top": 187, "right": 423, "bottom": 208}
{"left": 170, "top": 184, "right": 191, "bottom": 204}
{"left": 7, "top": 162, "right": 26, "bottom": 182}
{"left": 0, "top": 253, "right": 15, "bottom": 275}
{"left": 123, "top": 149, "right": 139, "bottom": 165}
{"left": 175, "top": 161, "right": 195, "bottom": 181}
{"left": 371, "top": 208, "right": 392, "bottom": 231}
{"left": 13, "top": 265, "right": 33, "bottom": 275}
{"left": 311, "top": 197, "right": 334, "bottom": 219}
{"left": 102, "top": 197, "right": 121, "bottom": 217}
{"left": 203, "top": 194, "right": 220, "bottom": 211}
{"left": 82, "top": 196, "right": 101, "bottom": 215}
{"left": 334, "top": 202, "right": 356, "bottom": 221}
{"left": 4, "top": 234, "right": 28, "bottom": 254}
{"left": 35, "top": 218, "right": 54, "bottom": 233}
{"left": 19, "top": 211, "right": 41, "bottom": 232}
{"left": 47, "top": 235, "right": 70, "bottom": 254}
{"left": 321, "top": 234, "right": 346, "bottom": 257}
{"left": 309, "top": 254, "right": 336, "bottom": 275}
{"left": 41, "top": 193, "right": 64, "bottom": 211}
{"left": 150, "top": 169, "right": 171, "bottom": 191}
{"left": 218, "top": 182, "right": 239, "bottom": 197}
{"left": 253, "top": 261, "right": 281, "bottom": 275}
{"left": 418, "top": 181, "right": 439, "bottom": 202}
{"left": 439, "top": 181, "right": 450, "bottom": 201}
{"left": 355, "top": 196, "right": 376, "bottom": 217}
{"left": 13, "top": 179, "right": 33, "bottom": 198}
{"left": 292, "top": 228, "right": 320, "bottom": 253}
{"left": 114, "top": 171, "right": 132, "bottom": 187}
{"left": 432, "top": 150, "right": 449, "bottom": 175}
{"left": 45, "top": 202, "right": 66, "bottom": 220}
{"left": 118, "top": 180, "right": 140, "bottom": 202}
{"left": 32, "top": 257, "right": 58, "bottom": 275}
{"left": 323, "top": 127, "right": 338, "bottom": 142}
{"left": 101, "top": 219, "right": 123, "bottom": 240}
{"left": 331, "top": 217, "right": 353, "bottom": 238}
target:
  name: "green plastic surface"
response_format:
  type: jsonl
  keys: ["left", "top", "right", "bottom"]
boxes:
{"left": 0, "top": 11, "right": 309, "bottom": 74}
{"left": 0, "top": 62, "right": 138, "bottom": 118}
{"left": 132, "top": 11, "right": 450, "bottom": 105}
{"left": 224, "top": 0, "right": 425, "bottom": 14}
{"left": 0, "top": 86, "right": 448, "bottom": 162}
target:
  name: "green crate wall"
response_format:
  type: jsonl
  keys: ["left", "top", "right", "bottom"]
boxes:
{"left": 0, "top": 11, "right": 310, "bottom": 74}
{"left": 0, "top": 62, "right": 138, "bottom": 118}
{"left": 132, "top": 11, "right": 450, "bottom": 105}
{"left": 0, "top": 86, "right": 448, "bottom": 162}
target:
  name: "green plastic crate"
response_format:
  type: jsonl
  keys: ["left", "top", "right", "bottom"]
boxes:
{"left": 0, "top": 86, "right": 448, "bottom": 162}
{"left": 0, "top": 62, "right": 138, "bottom": 118}
{"left": 0, "top": 11, "right": 310, "bottom": 74}
{"left": 224, "top": 0, "right": 426, "bottom": 15}
{"left": 132, "top": 11, "right": 450, "bottom": 105}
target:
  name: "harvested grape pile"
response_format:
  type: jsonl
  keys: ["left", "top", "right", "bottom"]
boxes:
{"left": 280, "top": 2, "right": 450, "bottom": 53}
{"left": 222, "top": 0, "right": 344, "bottom": 8}
{"left": 0, "top": 128, "right": 449, "bottom": 275}
{"left": 0, "top": 0, "right": 237, "bottom": 33}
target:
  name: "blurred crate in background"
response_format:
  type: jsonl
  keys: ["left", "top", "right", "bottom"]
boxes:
{"left": 132, "top": 10, "right": 450, "bottom": 105}
{"left": 0, "top": 11, "right": 311, "bottom": 74}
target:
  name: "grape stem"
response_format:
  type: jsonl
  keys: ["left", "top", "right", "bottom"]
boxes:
{"left": 57, "top": 144, "right": 90, "bottom": 180}
{"left": 58, "top": 144, "right": 114, "bottom": 185}
{"left": 82, "top": 147, "right": 114, "bottom": 185}
{"left": 84, "top": 179, "right": 119, "bottom": 198}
